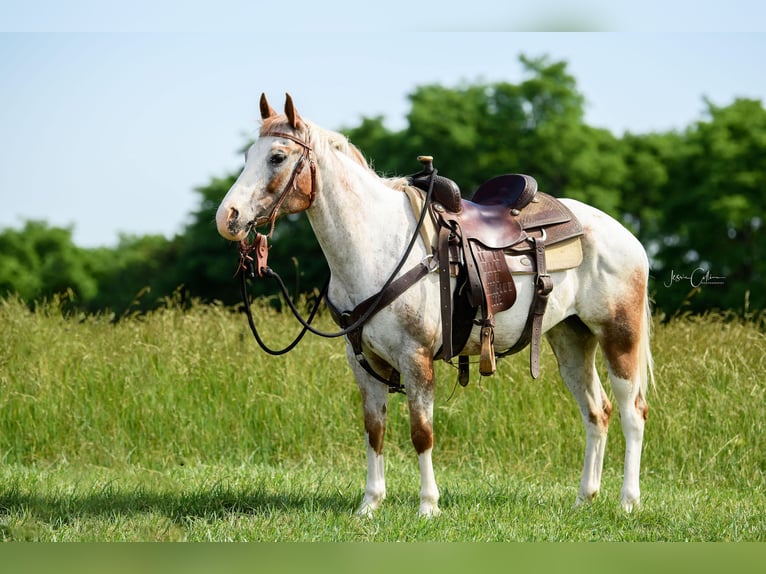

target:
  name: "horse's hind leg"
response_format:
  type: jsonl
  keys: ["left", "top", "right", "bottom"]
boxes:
{"left": 348, "top": 345, "right": 389, "bottom": 517}
{"left": 547, "top": 316, "right": 612, "bottom": 506}
{"left": 598, "top": 293, "right": 650, "bottom": 512}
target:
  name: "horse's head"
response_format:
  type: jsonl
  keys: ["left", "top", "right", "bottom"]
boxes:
{"left": 216, "top": 93, "right": 317, "bottom": 241}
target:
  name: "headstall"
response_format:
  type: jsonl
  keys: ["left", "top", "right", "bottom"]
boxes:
{"left": 260, "top": 130, "right": 317, "bottom": 238}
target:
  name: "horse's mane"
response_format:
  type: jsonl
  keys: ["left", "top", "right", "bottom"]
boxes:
{"left": 260, "top": 117, "right": 408, "bottom": 191}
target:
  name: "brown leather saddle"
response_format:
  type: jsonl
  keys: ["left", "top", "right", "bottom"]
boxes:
{"left": 408, "top": 157, "right": 584, "bottom": 383}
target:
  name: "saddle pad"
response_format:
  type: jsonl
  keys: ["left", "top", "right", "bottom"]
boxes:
{"left": 506, "top": 237, "right": 584, "bottom": 274}
{"left": 402, "top": 185, "right": 439, "bottom": 251}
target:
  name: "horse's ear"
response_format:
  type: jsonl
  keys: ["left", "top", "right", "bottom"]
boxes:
{"left": 284, "top": 93, "right": 303, "bottom": 130}
{"left": 260, "top": 93, "right": 277, "bottom": 120}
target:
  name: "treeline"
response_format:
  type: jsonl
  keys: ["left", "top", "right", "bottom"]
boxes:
{"left": 2, "top": 55, "right": 764, "bottom": 317}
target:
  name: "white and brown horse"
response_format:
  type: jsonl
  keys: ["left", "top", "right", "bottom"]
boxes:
{"left": 216, "top": 94, "right": 653, "bottom": 516}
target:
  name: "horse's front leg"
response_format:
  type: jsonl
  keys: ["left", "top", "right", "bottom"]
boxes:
{"left": 402, "top": 348, "right": 440, "bottom": 517}
{"left": 348, "top": 345, "right": 389, "bottom": 517}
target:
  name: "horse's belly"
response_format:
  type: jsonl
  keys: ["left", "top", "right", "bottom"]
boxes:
{"left": 459, "top": 276, "right": 536, "bottom": 356}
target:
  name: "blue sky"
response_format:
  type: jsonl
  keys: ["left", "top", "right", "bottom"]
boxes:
{"left": 1, "top": 2, "right": 765, "bottom": 247}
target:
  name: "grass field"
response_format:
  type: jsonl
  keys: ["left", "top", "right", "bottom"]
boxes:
{"left": 0, "top": 295, "right": 764, "bottom": 541}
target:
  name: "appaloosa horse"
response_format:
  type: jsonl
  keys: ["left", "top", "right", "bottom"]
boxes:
{"left": 216, "top": 94, "right": 653, "bottom": 516}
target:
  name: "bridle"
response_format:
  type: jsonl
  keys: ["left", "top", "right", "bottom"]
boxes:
{"left": 260, "top": 130, "right": 317, "bottom": 238}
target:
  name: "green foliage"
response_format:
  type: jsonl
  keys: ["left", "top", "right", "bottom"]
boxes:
{"left": 85, "top": 234, "right": 182, "bottom": 314}
{"left": 346, "top": 55, "right": 625, "bottom": 210}
{"left": 0, "top": 221, "right": 97, "bottom": 305}
{"left": 2, "top": 54, "right": 765, "bottom": 317}
{"left": 351, "top": 66, "right": 766, "bottom": 318}
{"left": 651, "top": 99, "right": 766, "bottom": 314}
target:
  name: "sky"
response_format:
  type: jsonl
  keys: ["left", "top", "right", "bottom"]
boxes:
{"left": 1, "top": 2, "right": 765, "bottom": 247}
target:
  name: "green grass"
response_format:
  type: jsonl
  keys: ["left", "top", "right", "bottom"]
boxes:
{"left": 0, "top": 295, "right": 764, "bottom": 541}
{"left": 1, "top": 462, "right": 763, "bottom": 542}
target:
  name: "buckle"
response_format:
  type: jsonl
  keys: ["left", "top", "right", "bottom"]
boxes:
{"left": 422, "top": 254, "right": 438, "bottom": 272}
{"left": 536, "top": 274, "right": 553, "bottom": 295}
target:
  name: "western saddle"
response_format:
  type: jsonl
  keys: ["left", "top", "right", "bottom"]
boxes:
{"left": 408, "top": 156, "right": 584, "bottom": 384}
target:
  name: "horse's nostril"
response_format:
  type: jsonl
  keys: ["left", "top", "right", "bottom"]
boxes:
{"left": 228, "top": 207, "right": 239, "bottom": 221}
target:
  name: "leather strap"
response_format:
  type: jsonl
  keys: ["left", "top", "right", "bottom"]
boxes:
{"left": 494, "top": 236, "right": 553, "bottom": 378}
{"left": 330, "top": 256, "right": 436, "bottom": 330}
{"left": 462, "top": 236, "right": 485, "bottom": 310}
{"left": 529, "top": 236, "right": 553, "bottom": 378}
{"left": 238, "top": 233, "right": 270, "bottom": 278}
{"left": 438, "top": 223, "right": 454, "bottom": 361}
{"left": 327, "top": 256, "right": 437, "bottom": 393}
{"left": 262, "top": 131, "right": 317, "bottom": 237}
{"left": 458, "top": 355, "right": 470, "bottom": 386}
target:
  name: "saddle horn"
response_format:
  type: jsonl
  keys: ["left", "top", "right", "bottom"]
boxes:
{"left": 260, "top": 93, "right": 277, "bottom": 120}
{"left": 284, "top": 93, "right": 303, "bottom": 130}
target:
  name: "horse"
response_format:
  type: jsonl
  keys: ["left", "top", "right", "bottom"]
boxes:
{"left": 216, "top": 93, "right": 654, "bottom": 517}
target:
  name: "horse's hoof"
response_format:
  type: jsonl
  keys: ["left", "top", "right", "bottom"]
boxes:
{"left": 620, "top": 488, "right": 640, "bottom": 512}
{"left": 574, "top": 489, "right": 599, "bottom": 507}
{"left": 357, "top": 493, "right": 385, "bottom": 518}
{"left": 356, "top": 504, "right": 376, "bottom": 519}
{"left": 418, "top": 502, "right": 441, "bottom": 518}
{"left": 620, "top": 498, "right": 640, "bottom": 513}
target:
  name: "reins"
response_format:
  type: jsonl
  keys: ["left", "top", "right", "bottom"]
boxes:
{"left": 238, "top": 263, "right": 328, "bottom": 356}
{"left": 237, "top": 137, "right": 439, "bottom": 391}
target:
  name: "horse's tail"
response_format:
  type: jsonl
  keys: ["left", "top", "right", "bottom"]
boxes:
{"left": 639, "top": 290, "right": 655, "bottom": 396}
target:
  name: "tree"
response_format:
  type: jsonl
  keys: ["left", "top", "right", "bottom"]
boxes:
{"left": 619, "top": 130, "right": 684, "bottom": 238}
{"left": 342, "top": 115, "right": 409, "bottom": 177}
{"left": 83, "top": 233, "right": 181, "bottom": 315}
{"left": 651, "top": 98, "right": 766, "bottom": 314}
{"left": 349, "top": 56, "right": 627, "bottom": 219}
{"left": 0, "top": 221, "right": 97, "bottom": 306}
{"left": 4, "top": 58, "right": 764, "bottom": 318}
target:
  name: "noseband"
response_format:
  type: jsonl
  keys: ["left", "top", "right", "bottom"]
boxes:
{"left": 262, "top": 130, "right": 317, "bottom": 237}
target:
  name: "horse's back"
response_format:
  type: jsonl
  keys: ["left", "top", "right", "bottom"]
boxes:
{"left": 555, "top": 198, "right": 651, "bottom": 335}
{"left": 561, "top": 198, "right": 649, "bottom": 273}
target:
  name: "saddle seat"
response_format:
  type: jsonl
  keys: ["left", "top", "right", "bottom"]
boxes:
{"left": 471, "top": 173, "right": 538, "bottom": 210}
{"left": 409, "top": 157, "right": 536, "bottom": 215}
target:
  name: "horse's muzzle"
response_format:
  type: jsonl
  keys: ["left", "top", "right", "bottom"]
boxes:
{"left": 217, "top": 205, "right": 251, "bottom": 241}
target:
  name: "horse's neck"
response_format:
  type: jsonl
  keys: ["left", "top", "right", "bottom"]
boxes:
{"left": 307, "top": 153, "right": 420, "bottom": 305}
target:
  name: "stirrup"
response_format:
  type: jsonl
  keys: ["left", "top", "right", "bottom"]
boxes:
{"left": 479, "top": 325, "right": 497, "bottom": 376}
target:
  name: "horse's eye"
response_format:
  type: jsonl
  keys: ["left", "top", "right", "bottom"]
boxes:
{"left": 270, "top": 153, "right": 286, "bottom": 166}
